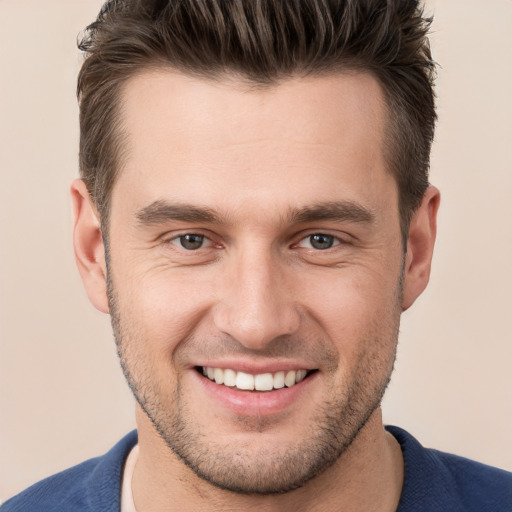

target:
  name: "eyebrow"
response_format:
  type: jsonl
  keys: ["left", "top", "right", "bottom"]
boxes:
{"left": 289, "top": 201, "right": 375, "bottom": 225}
{"left": 136, "top": 201, "right": 220, "bottom": 225}
{"left": 135, "top": 199, "right": 375, "bottom": 227}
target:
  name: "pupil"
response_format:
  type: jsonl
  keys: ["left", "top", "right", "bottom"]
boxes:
{"left": 310, "top": 234, "right": 333, "bottom": 250}
{"left": 180, "top": 234, "right": 203, "bottom": 250}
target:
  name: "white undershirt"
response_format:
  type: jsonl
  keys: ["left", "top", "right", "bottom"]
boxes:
{"left": 120, "top": 444, "right": 139, "bottom": 512}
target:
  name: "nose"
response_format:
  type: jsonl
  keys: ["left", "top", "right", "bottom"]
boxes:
{"left": 213, "top": 247, "right": 301, "bottom": 350}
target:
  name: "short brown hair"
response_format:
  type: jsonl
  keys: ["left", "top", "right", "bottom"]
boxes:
{"left": 77, "top": 0, "right": 436, "bottom": 241}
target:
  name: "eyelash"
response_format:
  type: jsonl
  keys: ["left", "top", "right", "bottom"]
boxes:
{"left": 295, "top": 233, "right": 342, "bottom": 250}
{"left": 168, "top": 233, "right": 216, "bottom": 251}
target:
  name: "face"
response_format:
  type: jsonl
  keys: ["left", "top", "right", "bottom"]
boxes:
{"left": 104, "top": 71, "right": 406, "bottom": 494}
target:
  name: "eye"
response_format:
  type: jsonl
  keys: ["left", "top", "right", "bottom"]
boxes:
{"left": 298, "top": 233, "right": 339, "bottom": 250}
{"left": 172, "top": 233, "right": 207, "bottom": 250}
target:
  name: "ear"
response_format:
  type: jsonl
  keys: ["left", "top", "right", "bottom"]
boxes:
{"left": 401, "top": 186, "right": 440, "bottom": 311}
{"left": 71, "top": 179, "right": 109, "bottom": 314}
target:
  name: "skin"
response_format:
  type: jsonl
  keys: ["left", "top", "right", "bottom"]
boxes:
{"left": 72, "top": 70, "right": 439, "bottom": 511}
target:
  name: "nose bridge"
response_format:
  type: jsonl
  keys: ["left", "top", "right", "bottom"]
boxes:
{"left": 214, "top": 242, "right": 300, "bottom": 350}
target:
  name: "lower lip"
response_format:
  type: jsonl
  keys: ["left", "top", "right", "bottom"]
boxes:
{"left": 193, "top": 370, "right": 318, "bottom": 417}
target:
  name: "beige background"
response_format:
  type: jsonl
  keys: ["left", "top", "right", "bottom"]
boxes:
{"left": 1, "top": 0, "right": 511, "bottom": 502}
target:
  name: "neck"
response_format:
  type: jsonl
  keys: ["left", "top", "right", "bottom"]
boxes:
{"left": 131, "top": 406, "right": 404, "bottom": 512}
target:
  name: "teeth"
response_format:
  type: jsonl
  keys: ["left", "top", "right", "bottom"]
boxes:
{"left": 296, "top": 369, "right": 307, "bottom": 382}
{"left": 235, "top": 371, "right": 255, "bottom": 390}
{"left": 273, "top": 371, "right": 285, "bottom": 389}
{"left": 223, "top": 369, "right": 237, "bottom": 387}
{"left": 201, "top": 367, "right": 310, "bottom": 391}
{"left": 284, "top": 370, "right": 296, "bottom": 387}
{"left": 214, "top": 368, "right": 224, "bottom": 385}
{"left": 254, "top": 373, "right": 273, "bottom": 391}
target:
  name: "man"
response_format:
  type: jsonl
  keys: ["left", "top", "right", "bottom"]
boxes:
{"left": 2, "top": 0, "right": 511, "bottom": 511}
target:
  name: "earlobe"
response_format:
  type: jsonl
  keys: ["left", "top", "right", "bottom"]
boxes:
{"left": 71, "top": 179, "right": 109, "bottom": 314}
{"left": 401, "top": 186, "right": 441, "bottom": 311}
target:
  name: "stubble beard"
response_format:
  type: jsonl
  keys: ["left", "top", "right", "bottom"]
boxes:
{"left": 106, "top": 268, "right": 402, "bottom": 495}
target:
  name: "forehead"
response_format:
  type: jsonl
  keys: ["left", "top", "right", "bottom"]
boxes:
{"left": 112, "top": 69, "right": 395, "bottom": 222}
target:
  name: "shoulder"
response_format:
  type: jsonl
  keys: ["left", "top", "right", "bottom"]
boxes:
{"left": 387, "top": 426, "right": 512, "bottom": 512}
{"left": 1, "top": 431, "right": 138, "bottom": 512}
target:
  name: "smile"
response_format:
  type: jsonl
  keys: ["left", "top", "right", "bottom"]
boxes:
{"left": 200, "top": 366, "right": 312, "bottom": 391}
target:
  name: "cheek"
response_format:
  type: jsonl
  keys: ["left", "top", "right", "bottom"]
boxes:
{"left": 299, "top": 264, "right": 402, "bottom": 350}
{"left": 301, "top": 269, "right": 401, "bottom": 397}
{"left": 113, "top": 265, "right": 218, "bottom": 355}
